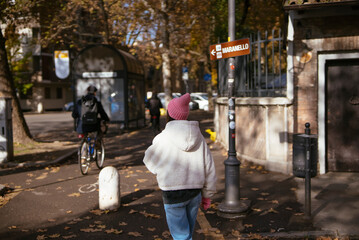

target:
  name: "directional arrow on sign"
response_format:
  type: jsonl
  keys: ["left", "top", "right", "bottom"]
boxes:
{"left": 209, "top": 38, "right": 250, "bottom": 60}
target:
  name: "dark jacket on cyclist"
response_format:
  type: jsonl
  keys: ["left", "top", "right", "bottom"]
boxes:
{"left": 72, "top": 87, "right": 110, "bottom": 134}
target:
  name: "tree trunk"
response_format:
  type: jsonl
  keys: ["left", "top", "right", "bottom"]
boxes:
{"left": 160, "top": 0, "right": 172, "bottom": 108}
{"left": 0, "top": 29, "right": 33, "bottom": 144}
{"left": 98, "top": 0, "right": 110, "bottom": 44}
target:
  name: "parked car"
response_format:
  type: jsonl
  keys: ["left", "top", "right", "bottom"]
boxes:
{"left": 63, "top": 101, "right": 74, "bottom": 111}
{"left": 157, "top": 92, "right": 199, "bottom": 110}
{"left": 190, "top": 92, "right": 209, "bottom": 111}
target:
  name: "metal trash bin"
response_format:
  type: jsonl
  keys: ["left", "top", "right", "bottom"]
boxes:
{"left": 292, "top": 133, "right": 317, "bottom": 178}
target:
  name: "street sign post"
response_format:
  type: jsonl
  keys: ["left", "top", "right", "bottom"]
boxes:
{"left": 209, "top": 38, "right": 250, "bottom": 61}
{"left": 211, "top": 0, "right": 251, "bottom": 219}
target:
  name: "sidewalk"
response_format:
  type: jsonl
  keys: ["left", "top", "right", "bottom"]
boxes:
{"left": 1, "top": 111, "right": 358, "bottom": 239}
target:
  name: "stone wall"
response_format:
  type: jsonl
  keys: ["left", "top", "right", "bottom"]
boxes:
{"left": 214, "top": 97, "right": 293, "bottom": 174}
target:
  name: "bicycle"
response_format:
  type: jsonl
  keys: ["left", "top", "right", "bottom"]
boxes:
{"left": 78, "top": 122, "right": 108, "bottom": 175}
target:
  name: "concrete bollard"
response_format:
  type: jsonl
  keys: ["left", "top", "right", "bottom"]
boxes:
{"left": 99, "top": 166, "right": 120, "bottom": 210}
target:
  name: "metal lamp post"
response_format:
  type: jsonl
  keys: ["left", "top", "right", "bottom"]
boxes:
{"left": 217, "top": 0, "right": 250, "bottom": 219}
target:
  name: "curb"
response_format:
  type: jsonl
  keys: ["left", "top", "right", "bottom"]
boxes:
{"left": 0, "top": 148, "right": 77, "bottom": 169}
{"left": 235, "top": 230, "right": 338, "bottom": 239}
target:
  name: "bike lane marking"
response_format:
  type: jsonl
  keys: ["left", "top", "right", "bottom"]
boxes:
{"left": 78, "top": 181, "right": 98, "bottom": 194}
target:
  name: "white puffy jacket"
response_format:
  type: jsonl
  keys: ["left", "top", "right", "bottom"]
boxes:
{"left": 143, "top": 120, "right": 217, "bottom": 198}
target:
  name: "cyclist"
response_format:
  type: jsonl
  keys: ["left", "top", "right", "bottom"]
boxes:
{"left": 72, "top": 85, "right": 110, "bottom": 139}
{"left": 146, "top": 92, "right": 163, "bottom": 135}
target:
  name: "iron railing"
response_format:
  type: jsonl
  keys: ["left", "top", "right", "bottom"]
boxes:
{"left": 218, "top": 29, "right": 286, "bottom": 97}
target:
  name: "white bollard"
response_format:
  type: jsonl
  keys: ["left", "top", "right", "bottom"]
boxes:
{"left": 99, "top": 166, "right": 120, "bottom": 210}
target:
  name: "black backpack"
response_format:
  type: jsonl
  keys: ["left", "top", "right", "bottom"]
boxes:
{"left": 81, "top": 96, "right": 98, "bottom": 125}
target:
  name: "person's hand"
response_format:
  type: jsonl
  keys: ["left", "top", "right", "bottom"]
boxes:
{"left": 201, "top": 197, "right": 211, "bottom": 210}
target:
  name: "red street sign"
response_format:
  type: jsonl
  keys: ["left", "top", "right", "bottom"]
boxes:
{"left": 209, "top": 38, "right": 250, "bottom": 60}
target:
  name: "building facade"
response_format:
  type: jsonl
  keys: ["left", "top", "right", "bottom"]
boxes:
{"left": 214, "top": 0, "right": 359, "bottom": 174}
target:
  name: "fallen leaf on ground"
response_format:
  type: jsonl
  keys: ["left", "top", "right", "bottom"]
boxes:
{"left": 64, "top": 226, "right": 71, "bottom": 230}
{"left": 80, "top": 228, "right": 102, "bottom": 232}
{"left": 128, "top": 232, "right": 143, "bottom": 237}
{"left": 48, "top": 233, "right": 60, "bottom": 238}
{"left": 151, "top": 203, "right": 160, "bottom": 207}
{"left": 36, "top": 235, "right": 46, "bottom": 240}
{"left": 268, "top": 208, "right": 279, "bottom": 213}
{"left": 90, "top": 209, "right": 103, "bottom": 215}
{"left": 47, "top": 219, "right": 56, "bottom": 222}
{"left": 147, "top": 227, "right": 156, "bottom": 232}
{"left": 105, "top": 228, "right": 123, "bottom": 234}
{"left": 36, "top": 173, "right": 48, "bottom": 180}
{"left": 67, "top": 193, "right": 80, "bottom": 197}
{"left": 62, "top": 235, "right": 77, "bottom": 239}
{"left": 129, "top": 209, "right": 138, "bottom": 214}
{"left": 244, "top": 224, "right": 253, "bottom": 228}
{"left": 94, "top": 221, "right": 102, "bottom": 224}
{"left": 251, "top": 188, "right": 259, "bottom": 191}
{"left": 162, "top": 231, "right": 171, "bottom": 238}
{"left": 97, "top": 225, "right": 106, "bottom": 229}
{"left": 50, "top": 167, "right": 60, "bottom": 173}
{"left": 119, "top": 222, "right": 128, "bottom": 226}
{"left": 37, "top": 229, "right": 47, "bottom": 232}
{"left": 137, "top": 179, "right": 148, "bottom": 183}
{"left": 140, "top": 211, "right": 161, "bottom": 219}
{"left": 231, "top": 229, "right": 240, "bottom": 237}
{"left": 66, "top": 210, "right": 72, "bottom": 214}
{"left": 271, "top": 200, "right": 279, "bottom": 204}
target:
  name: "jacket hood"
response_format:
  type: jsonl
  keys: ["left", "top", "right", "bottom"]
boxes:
{"left": 163, "top": 120, "right": 202, "bottom": 152}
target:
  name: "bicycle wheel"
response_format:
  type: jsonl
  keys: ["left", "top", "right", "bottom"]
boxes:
{"left": 79, "top": 140, "right": 90, "bottom": 175}
{"left": 95, "top": 138, "right": 105, "bottom": 169}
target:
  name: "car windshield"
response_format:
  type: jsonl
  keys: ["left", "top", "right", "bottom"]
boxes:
{"left": 200, "top": 94, "right": 208, "bottom": 100}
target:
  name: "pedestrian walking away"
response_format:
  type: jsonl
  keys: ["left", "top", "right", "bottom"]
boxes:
{"left": 143, "top": 93, "right": 217, "bottom": 240}
{"left": 146, "top": 92, "right": 163, "bottom": 135}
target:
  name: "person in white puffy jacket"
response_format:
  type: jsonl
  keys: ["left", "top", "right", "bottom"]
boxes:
{"left": 143, "top": 93, "right": 217, "bottom": 240}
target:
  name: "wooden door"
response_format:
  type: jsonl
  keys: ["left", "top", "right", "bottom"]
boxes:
{"left": 327, "top": 59, "right": 359, "bottom": 172}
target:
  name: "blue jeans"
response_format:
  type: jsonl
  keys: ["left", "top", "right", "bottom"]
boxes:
{"left": 164, "top": 193, "right": 201, "bottom": 240}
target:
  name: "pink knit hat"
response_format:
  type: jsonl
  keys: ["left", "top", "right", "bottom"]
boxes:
{"left": 167, "top": 93, "right": 190, "bottom": 120}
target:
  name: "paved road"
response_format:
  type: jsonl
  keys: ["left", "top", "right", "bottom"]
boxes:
{"left": 24, "top": 112, "right": 76, "bottom": 142}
